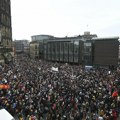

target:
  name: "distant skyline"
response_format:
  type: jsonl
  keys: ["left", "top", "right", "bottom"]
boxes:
{"left": 11, "top": 0, "right": 120, "bottom": 40}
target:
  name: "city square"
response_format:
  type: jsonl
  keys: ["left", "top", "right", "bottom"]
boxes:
{"left": 0, "top": 0, "right": 120, "bottom": 120}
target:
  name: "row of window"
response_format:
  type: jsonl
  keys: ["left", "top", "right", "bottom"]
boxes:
{"left": 46, "top": 54, "right": 79, "bottom": 63}
{"left": 45, "top": 41, "right": 80, "bottom": 54}
{"left": 0, "top": 0, "right": 10, "bottom": 14}
{"left": 0, "top": 25, "right": 11, "bottom": 38}
{"left": 43, "top": 41, "right": 93, "bottom": 64}
{"left": 2, "top": 39, "right": 11, "bottom": 46}
{"left": 43, "top": 41, "right": 81, "bottom": 63}
{"left": 0, "top": 13, "right": 11, "bottom": 26}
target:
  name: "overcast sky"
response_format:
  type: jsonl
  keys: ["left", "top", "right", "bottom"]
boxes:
{"left": 11, "top": 0, "right": 120, "bottom": 40}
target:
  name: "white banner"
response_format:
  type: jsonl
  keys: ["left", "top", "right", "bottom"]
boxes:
{"left": 51, "top": 67, "right": 58, "bottom": 72}
{"left": 0, "top": 109, "right": 15, "bottom": 120}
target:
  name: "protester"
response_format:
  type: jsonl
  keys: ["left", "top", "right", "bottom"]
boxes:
{"left": 0, "top": 54, "right": 120, "bottom": 120}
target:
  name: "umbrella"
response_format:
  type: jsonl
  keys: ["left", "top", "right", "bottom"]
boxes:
{"left": 0, "top": 84, "right": 10, "bottom": 89}
{"left": 112, "top": 91, "right": 118, "bottom": 97}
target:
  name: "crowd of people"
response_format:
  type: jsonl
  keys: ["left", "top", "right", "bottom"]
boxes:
{"left": 0, "top": 54, "right": 120, "bottom": 120}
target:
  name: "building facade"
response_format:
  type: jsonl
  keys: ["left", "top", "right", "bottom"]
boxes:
{"left": 30, "top": 35, "right": 55, "bottom": 59}
{"left": 30, "top": 41, "right": 39, "bottom": 59}
{"left": 30, "top": 33, "right": 119, "bottom": 66}
{"left": 43, "top": 36, "right": 119, "bottom": 66}
{"left": 31, "top": 35, "right": 54, "bottom": 42}
{"left": 14, "top": 40, "right": 30, "bottom": 54}
{"left": 44, "top": 37, "right": 84, "bottom": 64}
{"left": 119, "top": 41, "right": 120, "bottom": 64}
{"left": 93, "top": 37, "right": 119, "bottom": 65}
{"left": 0, "top": 0, "right": 13, "bottom": 64}
{"left": 0, "top": 0, "right": 12, "bottom": 47}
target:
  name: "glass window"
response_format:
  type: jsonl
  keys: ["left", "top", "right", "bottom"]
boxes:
{"left": 35, "top": 45, "right": 37, "bottom": 49}
{"left": 69, "top": 42, "right": 74, "bottom": 53}
{"left": 74, "top": 41, "right": 79, "bottom": 54}
{"left": 64, "top": 42, "right": 68, "bottom": 53}
{"left": 35, "top": 51, "right": 37, "bottom": 55}
{"left": 56, "top": 53, "right": 59, "bottom": 61}
{"left": 56, "top": 42, "right": 60, "bottom": 53}
{"left": 84, "top": 42, "right": 92, "bottom": 53}
{"left": 69, "top": 53, "right": 73, "bottom": 62}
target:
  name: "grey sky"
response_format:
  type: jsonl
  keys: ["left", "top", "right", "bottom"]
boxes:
{"left": 11, "top": 0, "right": 120, "bottom": 40}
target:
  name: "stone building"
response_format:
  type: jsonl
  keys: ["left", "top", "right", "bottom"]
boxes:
{"left": 0, "top": 0, "right": 13, "bottom": 63}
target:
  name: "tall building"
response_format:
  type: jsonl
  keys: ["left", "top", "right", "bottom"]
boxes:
{"left": 0, "top": 0, "right": 12, "bottom": 47}
{"left": 0, "top": 0, "right": 13, "bottom": 63}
